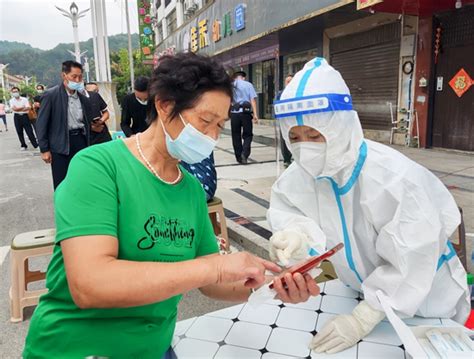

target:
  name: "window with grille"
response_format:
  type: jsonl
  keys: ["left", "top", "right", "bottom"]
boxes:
{"left": 166, "top": 9, "right": 177, "bottom": 35}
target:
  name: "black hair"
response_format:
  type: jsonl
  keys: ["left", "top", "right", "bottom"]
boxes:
{"left": 233, "top": 70, "right": 246, "bottom": 78}
{"left": 148, "top": 52, "right": 232, "bottom": 122}
{"left": 36, "top": 84, "right": 45, "bottom": 90}
{"left": 11, "top": 86, "right": 20, "bottom": 92}
{"left": 62, "top": 60, "right": 83, "bottom": 74}
{"left": 134, "top": 76, "right": 149, "bottom": 92}
{"left": 86, "top": 82, "right": 98, "bottom": 86}
{"left": 0, "top": 99, "right": 3, "bottom": 103}
{"left": 286, "top": 74, "right": 294, "bottom": 78}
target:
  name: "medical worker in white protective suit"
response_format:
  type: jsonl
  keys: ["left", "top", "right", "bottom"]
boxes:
{"left": 268, "top": 57, "right": 470, "bottom": 354}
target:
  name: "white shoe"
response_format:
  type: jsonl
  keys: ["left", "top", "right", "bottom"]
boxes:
{"left": 20, "top": 147, "right": 27, "bottom": 151}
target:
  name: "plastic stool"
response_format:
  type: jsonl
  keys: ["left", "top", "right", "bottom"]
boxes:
{"left": 10, "top": 228, "right": 55, "bottom": 322}
{"left": 207, "top": 197, "right": 229, "bottom": 251}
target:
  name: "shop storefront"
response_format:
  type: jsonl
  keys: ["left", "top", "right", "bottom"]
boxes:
{"left": 329, "top": 21, "right": 402, "bottom": 131}
{"left": 366, "top": 0, "right": 474, "bottom": 149}
{"left": 214, "top": 37, "right": 279, "bottom": 119}
{"left": 154, "top": 0, "right": 356, "bottom": 119}
{"left": 430, "top": 6, "right": 474, "bottom": 151}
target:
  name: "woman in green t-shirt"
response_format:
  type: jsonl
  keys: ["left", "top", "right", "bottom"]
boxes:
{"left": 23, "top": 53, "right": 320, "bottom": 359}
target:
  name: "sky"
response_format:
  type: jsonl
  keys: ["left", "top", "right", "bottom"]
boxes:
{"left": 0, "top": 0, "right": 139, "bottom": 50}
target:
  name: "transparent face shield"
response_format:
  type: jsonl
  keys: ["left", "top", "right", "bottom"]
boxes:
{"left": 274, "top": 93, "right": 354, "bottom": 177}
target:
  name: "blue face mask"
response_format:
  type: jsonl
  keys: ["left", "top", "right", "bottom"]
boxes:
{"left": 160, "top": 113, "right": 217, "bottom": 164}
{"left": 67, "top": 80, "right": 83, "bottom": 92}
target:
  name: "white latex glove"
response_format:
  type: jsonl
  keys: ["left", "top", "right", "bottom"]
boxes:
{"left": 310, "top": 300, "right": 385, "bottom": 354}
{"left": 269, "top": 229, "right": 311, "bottom": 266}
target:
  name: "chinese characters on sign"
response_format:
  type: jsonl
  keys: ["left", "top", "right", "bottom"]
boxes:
{"left": 222, "top": 12, "right": 233, "bottom": 38}
{"left": 235, "top": 4, "right": 246, "bottom": 32}
{"left": 212, "top": 20, "right": 221, "bottom": 42}
{"left": 449, "top": 68, "right": 472, "bottom": 98}
{"left": 191, "top": 26, "right": 198, "bottom": 52}
{"left": 198, "top": 19, "right": 209, "bottom": 49}
{"left": 137, "top": 0, "right": 155, "bottom": 60}
{"left": 189, "top": 3, "right": 245, "bottom": 52}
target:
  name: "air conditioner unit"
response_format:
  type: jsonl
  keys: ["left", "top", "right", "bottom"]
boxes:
{"left": 184, "top": 0, "right": 198, "bottom": 14}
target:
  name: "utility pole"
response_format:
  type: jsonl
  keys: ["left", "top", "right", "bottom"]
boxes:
{"left": 84, "top": 56, "right": 90, "bottom": 83}
{"left": 90, "top": 0, "right": 112, "bottom": 82}
{"left": 124, "top": 0, "right": 135, "bottom": 90}
{"left": 56, "top": 2, "right": 90, "bottom": 62}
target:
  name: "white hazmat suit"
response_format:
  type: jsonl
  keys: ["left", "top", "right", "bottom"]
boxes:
{"left": 268, "top": 57, "right": 470, "bottom": 353}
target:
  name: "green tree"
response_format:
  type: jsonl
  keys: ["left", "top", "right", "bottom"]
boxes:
{"left": 111, "top": 48, "right": 152, "bottom": 105}
{"left": 19, "top": 83, "right": 37, "bottom": 99}
{"left": 0, "top": 87, "right": 11, "bottom": 102}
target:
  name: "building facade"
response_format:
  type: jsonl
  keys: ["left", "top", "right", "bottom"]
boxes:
{"left": 153, "top": 0, "right": 474, "bottom": 151}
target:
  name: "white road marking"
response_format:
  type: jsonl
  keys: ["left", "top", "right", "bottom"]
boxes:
{"left": 0, "top": 245, "right": 10, "bottom": 266}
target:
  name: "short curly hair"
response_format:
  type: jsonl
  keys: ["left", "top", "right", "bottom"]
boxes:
{"left": 148, "top": 52, "right": 233, "bottom": 122}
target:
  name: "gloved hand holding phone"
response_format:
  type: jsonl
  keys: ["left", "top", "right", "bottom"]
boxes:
{"left": 269, "top": 228, "right": 313, "bottom": 266}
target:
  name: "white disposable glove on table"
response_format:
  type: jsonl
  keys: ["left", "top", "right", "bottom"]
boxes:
{"left": 269, "top": 229, "right": 312, "bottom": 266}
{"left": 310, "top": 300, "right": 385, "bottom": 354}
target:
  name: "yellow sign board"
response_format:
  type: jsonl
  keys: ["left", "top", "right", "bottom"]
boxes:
{"left": 357, "top": 0, "right": 383, "bottom": 10}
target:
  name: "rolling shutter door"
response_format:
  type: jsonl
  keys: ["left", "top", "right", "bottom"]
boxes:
{"left": 330, "top": 22, "right": 401, "bottom": 130}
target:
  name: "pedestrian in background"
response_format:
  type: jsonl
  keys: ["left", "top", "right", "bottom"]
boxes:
{"left": 36, "top": 60, "right": 93, "bottom": 189}
{"left": 0, "top": 99, "right": 8, "bottom": 132}
{"left": 230, "top": 71, "right": 258, "bottom": 164}
{"left": 277, "top": 74, "right": 294, "bottom": 167}
{"left": 31, "top": 84, "right": 46, "bottom": 135}
{"left": 33, "top": 84, "right": 45, "bottom": 112}
{"left": 85, "top": 82, "right": 111, "bottom": 145}
{"left": 120, "top": 76, "right": 150, "bottom": 137}
{"left": 9, "top": 87, "right": 38, "bottom": 150}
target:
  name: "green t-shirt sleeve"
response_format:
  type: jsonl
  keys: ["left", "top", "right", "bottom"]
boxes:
{"left": 196, "top": 191, "right": 219, "bottom": 257}
{"left": 54, "top": 148, "right": 118, "bottom": 243}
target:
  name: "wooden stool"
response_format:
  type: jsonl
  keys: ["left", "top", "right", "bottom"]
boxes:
{"left": 10, "top": 228, "right": 55, "bottom": 322}
{"left": 208, "top": 197, "right": 229, "bottom": 251}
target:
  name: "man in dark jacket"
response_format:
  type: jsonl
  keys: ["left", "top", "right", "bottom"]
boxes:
{"left": 36, "top": 60, "right": 92, "bottom": 189}
{"left": 85, "top": 82, "right": 111, "bottom": 145}
{"left": 120, "top": 76, "right": 149, "bottom": 137}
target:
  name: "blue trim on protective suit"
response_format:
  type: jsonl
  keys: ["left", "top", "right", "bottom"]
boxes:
{"left": 317, "top": 141, "right": 367, "bottom": 283}
{"left": 338, "top": 142, "right": 368, "bottom": 195}
{"left": 437, "top": 241, "right": 456, "bottom": 270}
{"left": 296, "top": 114, "right": 304, "bottom": 126}
{"left": 309, "top": 248, "right": 319, "bottom": 256}
{"left": 294, "top": 58, "right": 323, "bottom": 126}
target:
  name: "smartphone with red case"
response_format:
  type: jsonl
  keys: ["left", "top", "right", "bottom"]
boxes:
{"left": 269, "top": 243, "right": 344, "bottom": 289}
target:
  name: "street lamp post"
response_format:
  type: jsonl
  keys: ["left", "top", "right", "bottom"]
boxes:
{"left": 0, "top": 63, "right": 9, "bottom": 102}
{"left": 83, "top": 56, "right": 90, "bottom": 83}
{"left": 56, "top": 2, "right": 90, "bottom": 62}
{"left": 124, "top": 0, "right": 135, "bottom": 90}
{"left": 23, "top": 76, "right": 32, "bottom": 87}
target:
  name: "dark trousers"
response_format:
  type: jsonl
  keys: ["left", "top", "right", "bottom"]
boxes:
{"left": 230, "top": 112, "right": 253, "bottom": 161}
{"left": 51, "top": 133, "right": 87, "bottom": 189}
{"left": 280, "top": 131, "right": 292, "bottom": 164}
{"left": 90, "top": 125, "right": 112, "bottom": 145}
{"left": 14, "top": 113, "right": 38, "bottom": 148}
{"left": 30, "top": 119, "right": 37, "bottom": 137}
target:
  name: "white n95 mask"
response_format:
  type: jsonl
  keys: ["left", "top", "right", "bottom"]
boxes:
{"left": 160, "top": 113, "right": 217, "bottom": 164}
{"left": 291, "top": 142, "right": 327, "bottom": 177}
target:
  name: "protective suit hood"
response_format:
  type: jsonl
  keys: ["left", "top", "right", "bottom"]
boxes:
{"left": 275, "top": 57, "right": 364, "bottom": 186}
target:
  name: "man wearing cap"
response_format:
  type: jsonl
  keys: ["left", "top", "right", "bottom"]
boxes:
{"left": 230, "top": 71, "right": 258, "bottom": 164}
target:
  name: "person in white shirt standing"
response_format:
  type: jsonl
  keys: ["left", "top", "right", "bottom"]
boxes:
{"left": 9, "top": 87, "right": 38, "bottom": 150}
